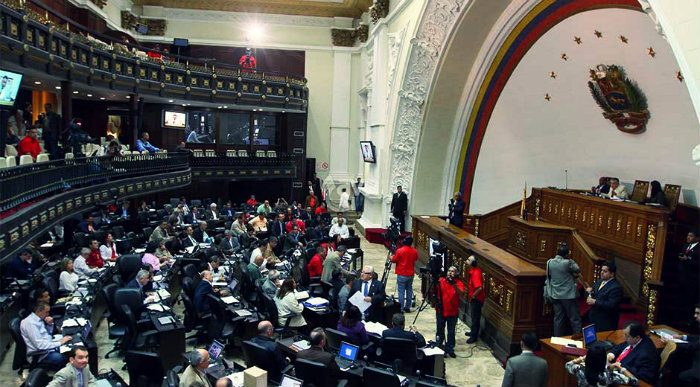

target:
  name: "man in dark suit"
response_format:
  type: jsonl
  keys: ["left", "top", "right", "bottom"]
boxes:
{"left": 382, "top": 313, "right": 426, "bottom": 348}
{"left": 42, "top": 103, "right": 61, "bottom": 158}
{"left": 585, "top": 261, "right": 623, "bottom": 331}
{"left": 608, "top": 321, "right": 660, "bottom": 384}
{"left": 249, "top": 321, "right": 288, "bottom": 382}
{"left": 679, "top": 231, "right": 699, "bottom": 316}
{"left": 448, "top": 192, "right": 465, "bottom": 228}
{"left": 501, "top": 332, "right": 548, "bottom": 387}
{"left": 182, "top": 226, "right": 198, "bottom": 249}
{"left": 592, "top": 177, "right": 611, "bottom": 195}
{"left": 193, "top": 221, "right": 210, "bottom": 243}
{"left": 193, "top": 271, "right": 218, "bottom": 314}
{"left": 127, "top": 269, "right": 151, "bottom": 300}
{"left": 220, "top": 230, "right": 240, "bottom": 254}
{"left": 390, "top": 185, "right": 408, "bottom": 232}
{"left": 296, "top": 328, "right": 341, "bottom": 376}
{"left": 184, "top": 207, "right": 202, "bottom": 224}
{"left": 5, "top": 249, "right": 42, "bottom": 280}
{"left": 270, "top": 213, "right": 286, "bottom": 238}
{"left": 671, "top": 304, "right": 700, "bottom": 386}
{"left": 204, "top": 203, "right": 220, "bottom": 221}
{"left": 350, "top": 265, "right": 386, "bottom": 322}
{"left": 283, "top": 224, "right": 304, "bottom": 251}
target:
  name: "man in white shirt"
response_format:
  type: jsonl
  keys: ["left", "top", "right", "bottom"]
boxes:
{"left": 603, "top": 178, "right": 629, "bottom": 200}
{"left": 20, "top": 302, "right": 72, "bottom": 370}
{"left": 338, "top": 188, "right": 351, "bottom": 212}
{"left": 329, "top": 218, "right": 350, "bottom": 239}
{"left": 331, "top": 212, "right": 345, "bottom": 226}
{"left": 73, "top": 248, "right": 97, "bottom": 276}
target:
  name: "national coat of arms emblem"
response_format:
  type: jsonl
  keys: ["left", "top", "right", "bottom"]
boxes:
{"left": 588, "top": 64, "right": 649, "bottom": 134}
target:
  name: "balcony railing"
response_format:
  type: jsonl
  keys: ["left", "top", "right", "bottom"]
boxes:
{"left": 0, "top": 1, "right": 309, "bottom": 110}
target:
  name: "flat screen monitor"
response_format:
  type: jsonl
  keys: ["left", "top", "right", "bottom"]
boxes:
{"left": 163, "top": 110, "right": 187, "bottom": 128}
{"left": 339, "top": 341, "right": 359, "bottom": 362}
{"left": 280, "top": 375, "right": 303, "bottom": 387}
{"left": 360, "top": 141, "right": 376, "bottom": 163}
{"left": 0, "top": 70, "right": 22, "bottom": 106}
{"left": 582, "top": 324, "right": 597, "bottom": 347}
{"left": 208, "top": 339, "right": 224, "bottom": 360}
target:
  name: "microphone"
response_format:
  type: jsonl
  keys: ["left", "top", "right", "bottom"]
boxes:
{"left": 565, "top": 169, "right": 568, "bottom": 190}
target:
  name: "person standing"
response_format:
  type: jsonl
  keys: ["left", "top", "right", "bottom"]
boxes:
{"left": 670, "top": 304, "right": 700, "bottom": 387}
{"left": 338, "top": 188, "right": 351, "bottom": 212}
{"left": 391, "top": 185, "right": 408, "bottom": 233}
{"left": 448, "top": 192, "right": 465, "bottom": 228}
{"left": 436, "top": 266, "right": 465, "bottom": 358}
{"left": 465, "top": 255, "right": 484, "bottom": 344}
{"left": 679, "top": 231, "right": 699, "bottom": 318}
{"left": 546, "top": 243, "right": 582, "bottom": 336}
{"left": 391, "top": 236, "right": 418, "bottom": 313}
{"left": 352, "top": 177, "right": 365, "bottom": 213}
{"left": 42, "top": 103, "right": 61, "bottom": 159}
{"left": 501, "top": 332, "right": 548, "bottom": 387}
{"left": 585, "top": 261, "right": 622, "bottom": 332}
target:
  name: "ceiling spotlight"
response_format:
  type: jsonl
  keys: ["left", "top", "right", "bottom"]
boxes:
{"left": 259, "top": 109, "right": 263, "bottom": 111}
{"left": 73, "top": 91, "right": 79, "bottom": 94}
{"left": 126, "top": 95, "right": 131, "bottom": 99}
{"left": 168, "top": 100, "right": 174, "bottom": 103}
{"left": 99, "top": 97, "right": 106, "bottom": 100}
{"left": 55, "top": 86, "right": 61, "bottom": 90}
{"left": 253, "top": 109, "right": 257, "bottom": 112}
{"left": 87, "top": 94, "right": 93, "bottom": 97}
{"left": 182, "top": 104, "right": 186, "bottom": 107}
{"left": 223, "top": 106, "right": 228, "bottom": 108}
{"left": 246, "top": 22, "right": 265, "bottom": 43}
{"left": 186, "top": 103, "right": 191, "bottom": 106}
{"left": 282, "top": 110, "right": 286, "bottom": 113}
{"left": 218, "top": 106, "right": 222, "bottom": 109}
{"left": 34, "top": 81, "right": 41, "bottom": 85}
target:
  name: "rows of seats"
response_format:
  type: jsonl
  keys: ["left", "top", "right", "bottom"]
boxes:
{"left": 0, "top": 154, "right": 51, "bottom": 168}
{"left": 192, "top": 149, "right": 277, "bottom": 158}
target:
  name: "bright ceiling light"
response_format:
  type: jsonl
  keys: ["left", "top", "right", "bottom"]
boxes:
{"left": 55, "top": 86, "right": 61, "bottom": 90}
{"left": 246, "top": 22, "right": 265, "bottom": 43}
{"left": 73, "top": 91, "right": 79, "bottom": 94}
{"left": 99, "top": 97, "right": 106, "bottom": 100}
{"left": 34, "top": 81, "right": 41, "bottom": 85}
{"left": 87, "top": 94, "right": 93, "bottom": 97}
{"left": 168, "top": 100, "right": 174, "bottom": 103}
{"left": 126, "top": 95, "right": 131, "bottom": 99}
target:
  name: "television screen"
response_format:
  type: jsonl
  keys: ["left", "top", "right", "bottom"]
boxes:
{"left": 163, "top": 110, "right": 187, "bottom": 128}
{"left": 360, "top": 141, "right": 376, "bottom": 163}
{"left": 0, "top": 70, "right": 23, "bottom": 107}
{"left": 185, "top": 111, "right": 215, "bottom": 143}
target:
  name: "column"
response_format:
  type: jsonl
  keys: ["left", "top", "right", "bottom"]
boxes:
{"left": 60, "top": 81, "right": 72, "bottom": 131}
{"left": 328, "top": 51, "right": 352, "bottom": 181}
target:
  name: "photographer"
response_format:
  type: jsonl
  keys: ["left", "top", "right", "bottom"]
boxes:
{"left": 448, "top": 192, "right": 465, "bottom": 228}
{"left": 436, "top": 265, "right": 466, "bottom": 358}
{"left": 391, "top": 236, "right": 418, "bottom": 313}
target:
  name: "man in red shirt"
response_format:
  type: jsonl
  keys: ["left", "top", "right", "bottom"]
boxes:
{"left": 246, "top": 195, "right": 257, "bottom": 208}
{"left": 86, "top": 239, "right": 104, "bottom": 268}
{"left": 314, "top": 201, "right": 327, "bottom": 215}
{"left": 436, "top": 266, "right": 465, "bottom": 357}
{"left": 17, "top": 127, "right": 42, "bottom": 160}
{"left": 306, "top": 246, "right": 326, "bottom": 279}
{"left": 391, "top": 236, "right": 418, "bottom": 313}
{"left": 465, "top": 255, "right": 484, "bottom": 344}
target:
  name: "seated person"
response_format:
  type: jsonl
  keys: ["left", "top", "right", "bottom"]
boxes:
{"left": 669, "top": 304, "right": 700, "bottom": 387}
{"left": 250, "top": 321, "right": 288, "bottom": 382}
{"left": 240, "top": 226, "right": 259, "bottom": 249}
{"left": 182, "top": 226, "right": 198, "bottom": 248}
{"left": 607, "top": 321, "right": 659, "bottom": 384}
{"left": 245, "top": 195, "right": 258, "bottom": 209}
{"left": 250, "top": 237, "right": 279, "bottom": 267}
{"left": 274, "top": 279, "right": 306, "bottom": 328}
{"left": 141, "top": 242, "right": 161, "bottom": 271}
{"left": 248, "top": 213, "right": 269, "bottom": 233}
{"left": 220, "top": 230, "right": 240, "bottom": 254}
{"left": 135, "top": 131, "right": 159, "bottom": 153}
{"left": 99, "top": 233, "right": 119, "bottom": 262}
{"left": 602, "top": 178, "right": 628, "bottom": 200}
{"left": 230, "top": 214, "right": 246, "bottom": 237}
{"left": 193, "top": 271, "right": 221, "bottom": 315}
{"left": 592, "top": 177, "right": 610, "bottom": 195}
{"left": 20, "top": 302, "right": 72, "bottom": 370}
{"left": 155, "top": 240, "right": 173, "bottom": 262}
{"left": 382, "top": 313, "right": 425, "bottom": 348}
{"left": 337, "top": 275, "right": 354, "bottom": 312}
{"left": 314, "top": 201, "right": 327, "bottom": 215}
{"left": 17, "top": 127, "right": 42, "bottom": 160}
{"left": 262, "top": 270, "right": 280, "bottom": 297}
{"left": 193, "top": 221, "right": 211, "bottom": 243}
{"left": 284, "top": 223, "right": 305, "bottom": 251}
{"left": 5, "top": 248, "right": 41, "bottom": 280}
{"left": 179, "top": 349, "right": 210, "bottom": 387}
{"left": 215, "top": 378, "right": 232, "bottom": 387}
{"left": 336, "top": 305, "right": 369, "bottom": 345}
{"left": 643, "top": 180, "right": 667, "bottom": 205}
{"left": 150, "top": 220, "right": 172, "bottom": 245}
{"left": 257, "top": 200, "right": 273, "bottom": 216}
{"left": 307, "top": 246, "right": 326, "bottom": 279}
{"left": 207, "top": 256, "right": 226, "bottom": 278}
{"left": 47, "top": 345, "right": 96, "bottom": 387}
{"left": 58, "top": 258, "right": 79, "bottom": 293}
{"left": 566, "top": 345, "right": 637, "bottom": 387}
{"left": 86, "top": 239, "right": 104, "bottom": 268}
{"left": 247, "top": 255, "right": 264, "bottom": 284}
{"left": 78, "top": 215, "right": 96, "bottom": 234}
{"left": 127, "top": 269, "right": 152, "bottom": 299}
{"left": 297, "top": 327, "right": 341, "bottom": 376}
{"left": 73, "top": 248, "right": 97, "bottom": 276}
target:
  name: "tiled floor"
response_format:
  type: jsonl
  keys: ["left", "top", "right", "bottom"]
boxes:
{"left": 0, "top": 233, "right": 506, "bottom": 386}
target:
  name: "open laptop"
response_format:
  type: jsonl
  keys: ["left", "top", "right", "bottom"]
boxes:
{"left": 561, "top": 324, "right": 595, "bottom": 356}
{"left": 336, "top": 341, "right": 359, "bottom": 369}
{"left": 208, "top": 340, "right": 225, "bottom": 363}
{"left": 279, "top": 374, "right": 303, "bottom": 387}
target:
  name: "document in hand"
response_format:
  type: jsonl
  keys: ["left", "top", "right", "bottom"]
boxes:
{"left": 349, "top": 291, "right": 372, "bottom": 313}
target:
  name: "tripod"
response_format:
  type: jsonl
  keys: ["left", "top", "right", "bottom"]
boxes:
{"left": 412, "top": 272, "right": 440, "bottom": 325}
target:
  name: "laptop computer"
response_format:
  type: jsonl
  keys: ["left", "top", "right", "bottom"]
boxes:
{"left": 336, "top": 341, "right": 359, "bottom": 368}
{"left": 560, "top": 324, "right": 595, "bottom": 356}
{"left": 208, "top": 340, "right": 225, "bottom": 362}
{"left": 279, "top": 374, "right": 303, "bottom": 387}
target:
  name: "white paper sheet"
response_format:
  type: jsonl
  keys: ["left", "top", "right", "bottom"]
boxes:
{"left": 349, "top": 291, "right": 372, "bottom": 313}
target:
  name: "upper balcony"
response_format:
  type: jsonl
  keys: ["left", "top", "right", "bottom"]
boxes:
{"left": 0, "top": 1, "right": 309, "bottom": 112}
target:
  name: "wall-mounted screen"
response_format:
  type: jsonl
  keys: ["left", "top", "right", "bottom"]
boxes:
{"left": 360, "top": 141, "right": 376, "bottom": 163}
{"left": 163, "top": 110, "right": 187, "bottom": 128}
{"left": 0, "top": 69, "right": 23, "bottom": 106}
{"left": 185, "top": 111, "right": 215, "bottom": 143}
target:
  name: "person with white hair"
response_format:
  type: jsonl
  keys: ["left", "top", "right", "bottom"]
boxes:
{"left": 205, "top": 203, "right": 219, "bottom": 221}
{"left": 179, "top": 349, "right": 211, "bottom": 387}
{"left": 73, "top": 248, "right": 97, "bottom": 276}
{"left": 350, "top": 265, "right": 386, "bottom": 322}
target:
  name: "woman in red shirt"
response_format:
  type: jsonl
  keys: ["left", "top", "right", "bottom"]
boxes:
{"left": 86, "top": 239, "right": 105, "bottom": 268}
{"left": 465, "top": 255, "right": 484, "bottom": 344}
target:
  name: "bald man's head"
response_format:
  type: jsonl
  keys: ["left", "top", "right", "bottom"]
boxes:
{"left": 257, "top": 320, "right": 273, "bottom": 336}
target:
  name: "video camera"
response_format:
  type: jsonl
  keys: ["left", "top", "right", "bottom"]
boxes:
{"left": 381, "top": 216, "right": 402, "bottom": 252}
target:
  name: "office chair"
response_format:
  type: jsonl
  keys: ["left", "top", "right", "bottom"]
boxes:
{"left": 181, "top": 276, "right": 195, "bottom": 299}
{"left": 361, "top": 366, "right": 401, "bottom": 387}
{"left": 325, "top": 328, "right": 350, "bottom": 352}
{"left": 121, "top": 305, "right": 158, "bottom": 351}
{"left": 124, "top": 350, "right": 165, "bottom": 387}
{"left": 117, "top": 254, "right": 143, "bottom": 284}
{"left": 9, "top": 317, "right": 34, "bottom": 375}
{"left": 23, "top": 367, "right": 50, "bottom": 387}
{"left": 241, "top": 340, "right": 293, "bottom": 384}
{"left": 294, "top": 358, "right": 348, "bottom": 387}
{"left": 180, "top": 292, "right": 209, "bottom": 342}
{"left": 182, "top": 263, "right": 200, "bottom": 280}
{"left": 73, "top": 232, "right": 89, "bottom": 248}
{"left": 262, "top": 294, "right": 295, "bottom": 338}
{"left": 205, "top": 294, "right": 235, "bottom": 343}
{"left": 114, "top": 288, "right": 145, "bottom": 321}
{"left": 165, "top": 368, "right": 180, "bottom": 387}
{"left": 101, "top": 283, "right": 127, "bottom": 358}
{"left": 376, "top": 337, "right": 423, "bottom": 375}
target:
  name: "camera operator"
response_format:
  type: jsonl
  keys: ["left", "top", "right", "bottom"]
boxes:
{"left": 465, "top": 255, "right": 484, "bottom": 344}
{"left": 391, "top": 236, "right": 418, "bottom": 313}
{"left": 436, "top": 265, "right": 466, "bottom": 358}
{"left": 448, "top": 192, "right": 465, "bottom": 228}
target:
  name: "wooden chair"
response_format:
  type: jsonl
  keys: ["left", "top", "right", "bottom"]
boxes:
{"left": 658, "top": 340, "right": 677, "bottom": 385}
{"left": 630, "top": 180, "right": 650, "bottom": 202}
{"left": 663, "top": 184, "right": 682, "bottom": 212}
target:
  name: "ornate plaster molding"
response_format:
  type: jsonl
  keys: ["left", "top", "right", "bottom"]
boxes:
{"left": 637, "top": 0, "right": 665, "bottom": 37}
{"left": 388, "top": 0, "right": 467, "bottom": 192}
{"left": 386, "top": 26, "right": 406, "bottom": 100}
{"left": 163, "top": 8, "right": 337, "bottom": 27}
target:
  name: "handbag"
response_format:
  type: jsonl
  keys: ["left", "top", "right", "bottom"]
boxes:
{"left": 543, "top": 259, "right": 553, "bottom": 304}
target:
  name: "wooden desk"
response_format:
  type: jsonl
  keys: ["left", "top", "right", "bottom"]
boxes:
{"left": 540, "top": 325, "right": 678, "bottom": 387}
{"left": 412, "top": 216, "right": 551, "bottom": 363}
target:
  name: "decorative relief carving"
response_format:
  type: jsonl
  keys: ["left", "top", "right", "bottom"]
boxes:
{"left": 331, "top": 24, "right": 369, "bottom": 46}
{"left": 646, "top": 288, "right": 658, "bottom": 326}
{"left": 89, "top": 0, "right": 107, "bottom": 9}
{"left": 387, "top": 27, "right": 406, "bottom": 100}
{"left": 540, "top": 239, "right": 547, "bottom": 252}
{"left": 370, "top": 0, "right": 390, "bottom": 23}
{"left": 121, "top": 10, "right": 166, "bottom": 36}
{"left": 388, "top": 0, "right": 467, "bottom": 192}
{"left": 641, "top": 224, "right": 656, "bottom": 298}
{"left": 535, "top": 198, "right": 540, "bottom": 220}
{"left": 626, "top": 220, "right": 632, "bottom": 236}
{"left": 514, "top": 231, "right": 526, "bottom": 250}
{"left": 486, "top": 274, "right": 513, "bottom": 315}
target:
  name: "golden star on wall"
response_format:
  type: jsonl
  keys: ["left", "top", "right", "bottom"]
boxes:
{"left": 545, "top": 93, "right": 551, "bottom": 101}
{"left": 619, "top": 35, "right": 628, "bottom": 43}
{"left": 594, "top": 30, "right": 603, "bottom": 38}
{"left": 549, "top": 71, "right": 557, "bottom": 79}
{"left": 574, "top": 36, "right": 582, "bottom": 45}
{"left": 677, "top": 71, "right": 684, "bottom": 82}
{"left": 561, "top": 53, "right": 568, "bottom": 61}
{"left": 647, "top": 47, "right": 656, "bottom": 58}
